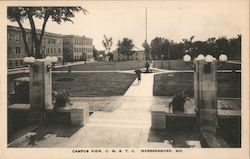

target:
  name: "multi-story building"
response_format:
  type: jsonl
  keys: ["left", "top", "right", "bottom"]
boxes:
{"left": 63, "top": 35, "right": 93, "bottom": 62}
{"left": 7, "top": 25, "right": 63, "bottom": 69}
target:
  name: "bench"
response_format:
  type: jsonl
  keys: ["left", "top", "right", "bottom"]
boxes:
{"left": 8, "top": 103, "right": 89, "bottom": 126}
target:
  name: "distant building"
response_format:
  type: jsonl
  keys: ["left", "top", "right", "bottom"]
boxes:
{"left": 113, "top": 49, "right": 145, "bottom": 61}
{"left": 63, "top": 35, "right": 93, "bottom": 62}
{"left": 7, "top": 25, "right": 63, "bottom": 69}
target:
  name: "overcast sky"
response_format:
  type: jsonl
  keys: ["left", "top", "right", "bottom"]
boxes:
{"left": 7, "top": 1, "right": 247, "bottom": 51}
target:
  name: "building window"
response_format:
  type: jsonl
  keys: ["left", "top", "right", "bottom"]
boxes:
{"left": 8, "top": 33, "right": 11, "bottom": 41}
{"left": 47, "top": 48, "right": 50, "bottom": 53}
{"left": 15, "top": 47, "right": 21, "bottom": 54}
{"left": 8, "top": 47, "right": 12, "bottom": 54}
{"left": 16, "top": 34, "right": 20, "bottom": 41}
{"left": 58, "top": 48, "right": 61, "bottom": 53}
{"left": 26, "top": 35, "right": 29, "bottom": 42}
{"left": 54, "top": 48, "right": 56, "bottom": 53}
{"left": 51, "top": 48, "right": 53, "bottom": 53}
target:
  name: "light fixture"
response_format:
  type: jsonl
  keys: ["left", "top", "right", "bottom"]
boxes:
{"left": 46, "top": 56, "right": 58, "bottom": 71}
{"left": 183, "top": 54, "right": 191, "bottom": 62}
{"left": 219, "top": 54, "right": 228, "bottom": 62}
{"left": 196, "top": 54, "right": 205, "bottom": 61}
{"left": 23, "top": 56, "right": 36, "bottom": 64}
{"left": 205, "top": 55, "right": 214, "bottom": 63}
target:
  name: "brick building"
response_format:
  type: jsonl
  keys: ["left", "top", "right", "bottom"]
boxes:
{"left": 63, "top": 35, "right": 93, "bottom": 62}
{"left": 7, "top": 25, "right": 63, "bottom": 68}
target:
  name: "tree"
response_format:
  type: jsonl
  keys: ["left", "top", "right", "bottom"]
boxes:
{"left": 215, "top": 37, "right": 229, "bottom": 54}
{"left": 93, "top": 46, "right": 98, "bottom": 60}
{"left": 182, "top": 35, "right": 195, "bottom": 53}
{"left": 7, "top": 7, "right": 88, "bottom": 58}
{"left": 102, "top": 35, "right": 113, "bottom": 54}
{"left": 117, "top": 38, "right": 135, "bottom": 59}
{"left": 150, "top": 37, "right": 171, "bottom": 60}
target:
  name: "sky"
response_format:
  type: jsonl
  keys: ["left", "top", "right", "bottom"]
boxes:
{"left": 7, "top": 1, "right": 247, "bottom": 51}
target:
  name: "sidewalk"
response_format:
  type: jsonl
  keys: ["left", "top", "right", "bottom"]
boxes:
{"left": 124, "top": 73, "right": 154, "bottom": 97}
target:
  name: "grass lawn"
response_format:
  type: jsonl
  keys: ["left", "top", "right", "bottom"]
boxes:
{"left": 54, "top": 60, "right": 240, "bottom": 71}
{"left": 153, "top": 60, "right": 241, "bottom": 70}
{"left": 54, "top": 61, "right": 146, "bottom": 71}
{"left": 153, "top": 72, "right": 241, "bottom": 98}
{"left": 52, "top": 72, "right": 136, "bottom": 97}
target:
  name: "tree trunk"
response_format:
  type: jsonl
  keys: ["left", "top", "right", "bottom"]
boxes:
{"left": 28, "top": 14, "right": 42, "bottom": 59}
{"left": 17, "top": 20, "right": 31, "bottom": 56}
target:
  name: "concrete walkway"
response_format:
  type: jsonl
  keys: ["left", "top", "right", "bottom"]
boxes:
{"left": 124, "top": 73, "right": 155, "bottom": 97}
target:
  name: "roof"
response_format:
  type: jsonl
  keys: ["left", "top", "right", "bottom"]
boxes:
{"left": 8, "top": 25, "right": 63, "bottom": 37}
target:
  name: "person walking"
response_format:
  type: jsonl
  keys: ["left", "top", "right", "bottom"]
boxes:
{"left": 135, "top": 69, "right": 142, "bottom": 83}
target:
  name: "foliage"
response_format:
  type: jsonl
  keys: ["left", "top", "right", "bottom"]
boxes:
{"left": 117, "top": 38, "right": 135, "bottom": 58}
{"left": 150, "top": 37, "right": 173, "bottom": 60}
{"left": 7, "top": 7, "right": 88, "bottom": 58}
{"left": 93, "top": 46, "right": 98, "bottom": 60}
{"left": 149, "top": 35, "right": 241, "bottom": 60}
{"left": 52, "top": 90, "right": 71, "bottom": 108}
{"left": 102, "top": 35, "right": 113, "bottom": 54}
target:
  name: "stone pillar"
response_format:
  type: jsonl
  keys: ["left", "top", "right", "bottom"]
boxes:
{"left": 29, "top": 59, "right": 53, "bottom": 124}
{"left": 194, "top": 60, "right": 218, "bottom": 134}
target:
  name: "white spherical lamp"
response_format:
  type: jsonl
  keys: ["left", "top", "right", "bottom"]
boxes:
{"left": 205, "top": 55, "right": 214, "bottom": 63}
{"left": 219, "top": 54, "right": 228, "bottom": 62}
{"left": 23, "top": 57, "right": 30, "bottom": 63}
{"left": 183, "top": 54, "right": 191, "bottom": 62}
{"left": 45, "top": 56, "right": 52, "bottom": 61}
{"left": 29, "top": 57, "right": 36, "bottom": 63}
{"left": 51, "top": 56, "right": 58, "bottom": 63}
{"left": 196, "top": 54, "right": 205, "bottom": 61}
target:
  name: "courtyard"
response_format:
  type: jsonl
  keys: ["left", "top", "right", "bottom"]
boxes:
{"left": 8, "top": 60, "right": 241, "bottom": 148}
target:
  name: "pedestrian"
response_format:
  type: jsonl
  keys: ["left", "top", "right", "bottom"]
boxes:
{"left": 145, "top": 61, "right": 150, "bottom": 73}
{"left": 168, "top": 90, "right": 190, "bottom": 113}
{"left": 135, "top": 69, "right": 142, "bottom": 83}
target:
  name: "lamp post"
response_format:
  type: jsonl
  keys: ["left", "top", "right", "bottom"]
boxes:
{"left": 161, "top": 54, "right": 164, "bottom": 69}
{"left": 23, "top": 56, "right": 58, "bottom": 124}
{"left": 183, "top": 53, "right": 227, "bottom": 136}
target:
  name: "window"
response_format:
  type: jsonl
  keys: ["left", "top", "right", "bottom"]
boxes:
{"left": 74, "top": 48, "right": 76, "bottom": 52}
{"left": 58, "top": 48, "right": 61, "bottom": 53}
{"left": 15, "top": 47, "right": 20, "bottom": 54}
{"left": 54, "top": 48, "right": 56, "bottom": 53}
{"left": 51, "top": 48, "right": 53, "bottom": 53}
{"left": 47, "top": 48, "right": 50, "bottom": 53}
{"left": 26, "top": 35, "right": 29, "bottom": 42}
{"left": 8, "top": 47, "right": 12, "bottom": 54}
{"left": 16, "top": 34, "right": 20, "bottom": 41}
{"left": 8, "top": 33, "right": 11, "bottom": 41}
